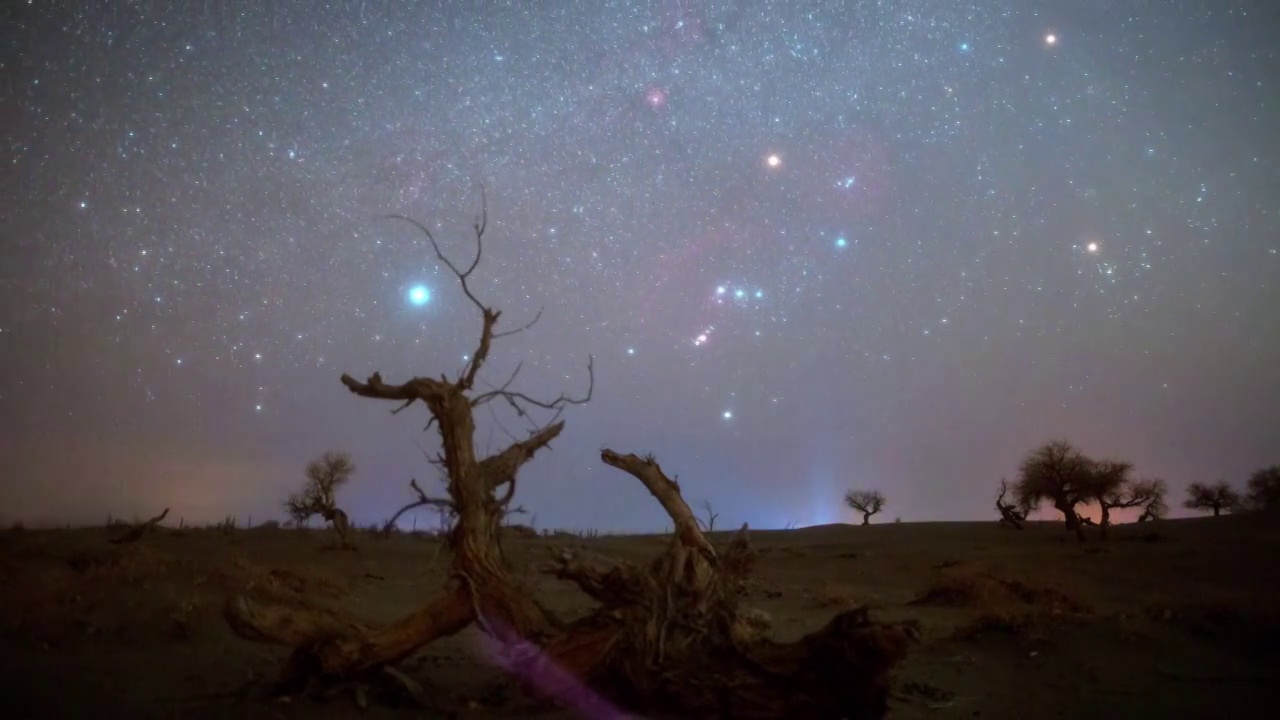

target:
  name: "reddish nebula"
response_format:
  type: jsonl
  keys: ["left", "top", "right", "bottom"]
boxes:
{"left": 645, "top": 86, "right": 669, "bottom": 110}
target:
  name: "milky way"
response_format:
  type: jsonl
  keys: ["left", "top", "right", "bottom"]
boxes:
{"left": 3, "top": 1, "right": 1277, "bottom": 530}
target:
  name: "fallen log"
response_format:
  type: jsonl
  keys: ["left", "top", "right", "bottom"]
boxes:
{"left": 109, "top": 507, "right": 169, "bottom": 545}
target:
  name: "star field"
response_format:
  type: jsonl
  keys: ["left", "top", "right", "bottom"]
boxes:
{"left": 2, "top": 1, "right": 1277, "bottom": 530}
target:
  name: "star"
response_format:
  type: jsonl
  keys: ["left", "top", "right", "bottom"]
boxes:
{"left": 765, "top": 153, "right": 782, "bottom": 169}
{"left": 644, "top": 86, "right": 668, "bottom": 109}
{"left": 407, "top": 284, "right": 430, "bottom": 306}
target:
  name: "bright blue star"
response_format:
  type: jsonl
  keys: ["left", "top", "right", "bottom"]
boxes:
{"left": 407, "top": 284, "right": 430, "bottom": 306}
{"left": 959, "top": 42, "right": 972, "bottom": 52}
{"left": 835, "top": 236, "right": 848, "bottom": 248}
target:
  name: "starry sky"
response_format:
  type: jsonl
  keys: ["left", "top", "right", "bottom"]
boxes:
{"left": 3, "top": 0, "right": 1278, "bottom": 531}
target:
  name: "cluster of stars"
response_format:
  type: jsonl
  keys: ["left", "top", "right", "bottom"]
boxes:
{"left": 3, "top": 1, "right": 1275, "bottom": 530}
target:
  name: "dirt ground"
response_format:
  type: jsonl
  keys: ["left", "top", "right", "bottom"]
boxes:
{"left": 1, "top": 515, "right": 1277, "bottom": 719}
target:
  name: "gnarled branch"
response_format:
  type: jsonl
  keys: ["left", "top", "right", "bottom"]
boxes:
{"left": 472, "top": 354, "right": 595, "bottom": 417}
{"left": 382, "top": 477, "right": 453, "bottom": 533}
{"left": 600, "top": 449, "right": 718, "bottom": 565}
{"left": 478, "top": 421, "right": 565, "bottom": 494}
{"left": 109, "top": 507, "right": 169, "bottom": 545}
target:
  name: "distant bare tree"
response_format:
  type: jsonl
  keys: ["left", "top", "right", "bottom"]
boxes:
{"left": 1094, "top": 469, "right": 1166, "bottom": 539}
{"left": 285, "top": 451, "right": 357, "bottom": 549}
{"left": 1243, "top": 466, "right": 1280, "bottom": 514}
{"left": 844, "top": 489, "right": 886, "bottom": 525}
{"left": 995, "top": 478, "right": 1030, "bottom": 529}
{"left": 697, "top": 499, "right": 719, "bottom": 533}
{"left": 1134, "top": 479, "right": 1170, "bottom": 522}
{"left": 1183, "top": 481, "right": 1240, "bottom": 517}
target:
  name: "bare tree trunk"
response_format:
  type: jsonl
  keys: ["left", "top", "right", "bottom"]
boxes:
{"left": 324, "top": 508, "right": 355, "bottom": 550}
{"left": 1058, "top": 503, "right": 1086, "bottom": 542}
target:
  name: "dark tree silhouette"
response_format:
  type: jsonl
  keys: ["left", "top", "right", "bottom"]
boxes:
{"left": 994, "top": 478, "right": 1031, "bottom": 529}
{"left": 1183, "top": 481, "right": 1240, "bottom": 517}
{"left": 1087, "top": 459, "right": 1133, "bottom": 539}
{"left": 1012, "top": 440, "right": 1099, "bottom": 542}
{"left": 1094, "top": 471, "right": 1166, "bottom": 539}
{"left": 698, "top": 499, "right": 720, "bottom": 533}
{"left": 1243, "top": 466, "right": 1280, "bottom": 513}
{"left": 1133, "top": 479, "right": 1170, "bottom": 522}
{"left": 844, "top": 490, "right": 886, "bottom": 525}
{"left": 285, "top": 451, "right": 357, "bottom": 548}
{"left": 222, "top": 192, "right": 916, "bottom": 718}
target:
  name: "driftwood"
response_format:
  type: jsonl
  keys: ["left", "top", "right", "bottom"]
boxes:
{"left": 109, "top": 507, "right": 169, "bottom": 545}
{"left": 221, "top": 193, "right": 916, "bottom": 717}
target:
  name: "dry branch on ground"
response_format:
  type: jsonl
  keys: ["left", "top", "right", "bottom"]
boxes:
{"left": 109, "top": 508, "right": 169, "bottom": 545}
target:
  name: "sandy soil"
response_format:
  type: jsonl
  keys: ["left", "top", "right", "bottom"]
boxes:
{"left": 1, "top": 515, "right": 1277, "bottom": 719}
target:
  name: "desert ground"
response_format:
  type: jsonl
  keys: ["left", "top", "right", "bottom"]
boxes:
{"left": 1, "top": 515, "right": 1277, "bottom": 719}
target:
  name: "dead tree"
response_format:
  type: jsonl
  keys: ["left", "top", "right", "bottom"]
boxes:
{"left": 221, "top": 193, "right": 917, "bottom": 718}
{"left": 844, "top": 489, "right": 886, "bottom": 525}
{"left": 1096, "top": 476, "right": 1166, "bottom": 538}
{"left": 995, "top": 479, "right": 1028, "bottom": 529}
{"left": 698, "top": 498, "right": 720, "bottom": 532}
{"left": 109, "top": 507, "right": 169, "bottom": 544}
{"left": 285, "top": 451, "right": 357, "bottom": 549}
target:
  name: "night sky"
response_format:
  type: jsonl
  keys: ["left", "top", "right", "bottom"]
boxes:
{"left": 3, "top": 1, "right": 1277, "bottom": 531}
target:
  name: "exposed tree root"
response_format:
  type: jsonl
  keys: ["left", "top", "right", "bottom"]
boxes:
{"left": 225, "top": 449, "right": 917, "bottom": 717}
